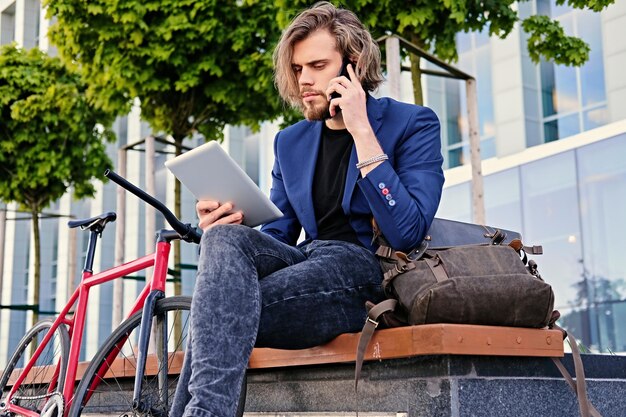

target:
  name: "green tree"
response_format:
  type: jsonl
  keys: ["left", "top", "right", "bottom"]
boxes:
{"left": 277, "top": 0, "right": 615, "bottom": 105}
{"left": 45, "top": 0, "right": 286, "bottom": 141}
{"left": 44, "top": 0, "right": 290, "bottom": 283}
{"left": 0, "top": 44, "right": 115, "bottom": 326}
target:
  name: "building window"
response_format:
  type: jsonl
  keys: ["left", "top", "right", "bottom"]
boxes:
{"left": 573, "top": 134, "right": 626, "bottom": 352}
{"left": 22, "top": 0, "right": 40, "bottom": 48}
{"left": 425, "top": 74, "right": 462, "bottom": 169}
{"left": 538, "top": 0, "right": 608, "bottom": 143}
{"left": 520, "top": 151, "right": 582, "bottom": 317}
{"left": 483, "top": 168, "right": 523, "bottom": 232}
{"left": 227, "top": 125, "right": 260, "bottom": 185}
{"left": 0, "top": 2, "right": 16, "bottom": 45}
{"left": 435, "top": 182, "right": 471, "bottom": 222}
{"left": 428, "top": 28, "right": 496, "bottom": 169}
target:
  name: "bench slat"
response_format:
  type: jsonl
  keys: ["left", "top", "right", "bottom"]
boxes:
{"left": 4, "top": 324, "right": 563, "bottom": 386}
{"left": 248, "top": 324, "right": 564, "bottom": 369}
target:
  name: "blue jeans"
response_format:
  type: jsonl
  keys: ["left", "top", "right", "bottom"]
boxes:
{"left": 170, "top": 224, "right": 384, "bottom": 417}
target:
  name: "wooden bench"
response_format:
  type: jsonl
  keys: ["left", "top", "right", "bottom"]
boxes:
{"left": 249, "top": 323, "right": 564, "bottom": 368}
{"left": 4, "top": 324, "right": 583, "bottom": 417}
{"left": 4, "top": 323, "right": 564, "bottom": 386}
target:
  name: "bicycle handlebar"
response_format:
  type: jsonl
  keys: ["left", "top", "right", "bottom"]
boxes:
{"left": 104, "top": 169, "right": 202, "bottom": 244}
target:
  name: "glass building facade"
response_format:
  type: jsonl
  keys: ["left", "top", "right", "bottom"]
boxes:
{"left": 429, "top": 0, "right": 614, "bottom": 169}
{"left": 538, "top": 1, "right": 609, "bottom": 143}
{"left": 425, "top": 26, "right": 497, "bottom": 169}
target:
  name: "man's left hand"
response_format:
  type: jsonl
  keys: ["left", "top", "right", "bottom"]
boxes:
{"left": 326, "top": 64, "right": 371, "bottom": 137}
{"left": 327, "top": 64, "right": 385, "bottom": 176}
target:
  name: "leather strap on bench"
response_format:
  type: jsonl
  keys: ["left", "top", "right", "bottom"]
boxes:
{"left": 355, "top": 310, "right": 602, "bottom": 417}
{"left": 551, "top": 325, "right": 602, "bottom": 417}
{"left": 354, "top": 299, "right": 397, "bottom": 390}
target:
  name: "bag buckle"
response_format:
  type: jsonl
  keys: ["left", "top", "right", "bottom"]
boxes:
{"left": 366, "top": 317, "right": 379, "bottom": 328}
{"left": 407, "top": 241, "right": 429, "bottom": 261}
{"left": 489, "top": 229, "right": 506, "bottom": 245}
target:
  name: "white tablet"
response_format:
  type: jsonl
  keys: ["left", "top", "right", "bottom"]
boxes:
{"left": 164, "top": 141, "right": 283, "bottom": 228}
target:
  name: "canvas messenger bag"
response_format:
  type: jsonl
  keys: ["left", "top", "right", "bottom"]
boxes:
{"left": 355, "top": 218, "right": 602, "bottom": 417}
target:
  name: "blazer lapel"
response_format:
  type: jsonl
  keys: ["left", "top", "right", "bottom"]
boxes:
{"left": 286, "top": 121, "right": 322, "bottom": 236}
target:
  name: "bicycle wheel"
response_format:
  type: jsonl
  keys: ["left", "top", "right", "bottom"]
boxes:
{"left": 0, "top": 318, "right": 70, "bottom": 415}
{"left": 69, "top": 296, "right": 192, "bottom": 417}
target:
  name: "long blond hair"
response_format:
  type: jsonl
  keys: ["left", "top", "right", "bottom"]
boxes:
{"left": 273, "top": 2, "right": 384, "bottom": 111}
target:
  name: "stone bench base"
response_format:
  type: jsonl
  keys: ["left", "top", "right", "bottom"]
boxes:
{"left": 8, "top": 325, "right": 623, "bottom": 416}
{"left": 245, "top": 354, "right": 626, "bottom": 417}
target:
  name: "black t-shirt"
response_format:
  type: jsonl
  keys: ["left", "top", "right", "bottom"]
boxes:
{"left": 312, "top": 124, "right": 362, "bottom": 246}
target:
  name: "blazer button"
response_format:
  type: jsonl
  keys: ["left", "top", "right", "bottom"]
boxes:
{"left": 382, "top": 188, "right": 389, "bottom": 195}
{"left": 378, "top": 182, "right": 386, "bottom": 189}
{"left": 389, "top": 200, "right": 396, "bottom": 206}
{"left": 386, "top": 194, "right": 393, "bottom": 201}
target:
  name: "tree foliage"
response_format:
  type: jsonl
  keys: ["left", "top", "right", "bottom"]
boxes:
{"left": 522, "top": 15, "right": 590, "bottom": 66}
{"left": 0, "top": 44, "right": 115, "bottom": 324}
{"left": 45, "top": 0, "right": 289, "bottom": 142}
{"left": 277, "top": 0, "right": 615, "bottom": 105}
{"left": 0, "top": 44, "right": 114, "bottom": 211}
{"left": 278, "top": 0, "right": 614, "bottom": 64}
{"left": 45, "top": 0, "right": 616, "bottom": 123}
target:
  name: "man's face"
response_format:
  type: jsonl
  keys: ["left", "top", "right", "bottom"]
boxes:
{"left": 292, "top": 30, "right": 343, "bottom": 121}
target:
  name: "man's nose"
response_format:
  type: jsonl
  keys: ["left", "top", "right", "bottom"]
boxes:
{"left": 298, "top": 67, "right": 314, "bottom": 86}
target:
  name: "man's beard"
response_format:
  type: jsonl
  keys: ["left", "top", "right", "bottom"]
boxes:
{"left": 302, "top": 91, "right": 331, "bottom": 121}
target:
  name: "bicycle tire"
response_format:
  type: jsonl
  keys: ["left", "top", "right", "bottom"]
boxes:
{"left": 0, "top": 318, "right": 70, "bottom": 415}
{"left": 67, "top": 296, "right": 246, "bottom": 417}
{"left": 67, "top": 296, "right": 190, "bottom": 417}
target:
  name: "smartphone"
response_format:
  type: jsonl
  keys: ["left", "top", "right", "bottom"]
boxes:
{"left": 330, "top": 57, "right": 351, "bottom": 101}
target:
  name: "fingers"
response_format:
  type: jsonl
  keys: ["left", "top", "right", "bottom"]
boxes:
{"left": 199, "top": 212, "right": 243, "bottom": 230}
{"left": 329, "top": 64, "right": 363, "bottom": 93}
{"left": 329, "top": 102, "right": 337, "bottom": 118}
{"left": 214, "top": 212, "right": 243, "bottom": 226}
{"left": 326, "top": 64, "right": 364, "bottom": 105}
{"left": 327, "top": 82, "right": 346, "bottom": 118}
{"left": 326, "top": 77, "right": 348, "bottom": 100}
{"left": 196, "top": 200, "right": 244, "bottom": 231}
{"left": 346, "top": 63, "right": 362, "bottom": 89}
{"left": 196, "top": 200, "right": 219, "bottom": 217}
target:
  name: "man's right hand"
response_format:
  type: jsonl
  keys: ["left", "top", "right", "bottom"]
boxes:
{"left": 196, "top": 200, "right": 243, "bottom": 231}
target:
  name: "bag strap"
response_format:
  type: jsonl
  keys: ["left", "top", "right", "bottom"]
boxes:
{"left": 424, "top": 256, "right": 448, "bottom": 283}
{"left": 376, "top": 245, "right": 417, "bottom": 290}
{"left": 354, "top": 299, "right": 397, "bottom": 390}
{"left": 551, "top": 325, "right": 602, "bottom": 417}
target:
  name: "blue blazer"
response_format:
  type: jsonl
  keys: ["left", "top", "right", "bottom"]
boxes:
{"left": 261, "top": 96, "right": 444, "bottom": 253}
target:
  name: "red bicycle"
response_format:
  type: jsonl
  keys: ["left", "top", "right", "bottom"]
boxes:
{"left": 0, "top": 170, "right": 242, "bottom": 417}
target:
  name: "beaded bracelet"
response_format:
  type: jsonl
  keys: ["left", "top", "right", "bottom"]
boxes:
{"left": 355, "top": 153, "right": 389, "bottom": 169}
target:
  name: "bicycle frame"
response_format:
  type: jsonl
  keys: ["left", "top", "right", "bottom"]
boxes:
{"left": 4, "top": 235, "right": 172, "bottom": 417}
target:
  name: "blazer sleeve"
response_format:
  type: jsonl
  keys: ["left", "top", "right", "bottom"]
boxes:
{"left": 357, "top": 105, "right": 444, "bottom": 252}
{"left": 260, "top": 131, "right": 302, "bottom": 245}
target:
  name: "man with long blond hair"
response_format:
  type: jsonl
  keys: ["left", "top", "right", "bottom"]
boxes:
{"left": 171, "top": 2, "right": 444, "bottom": 416}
